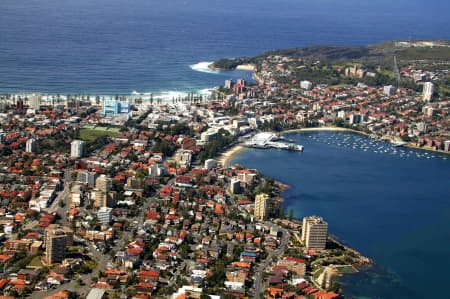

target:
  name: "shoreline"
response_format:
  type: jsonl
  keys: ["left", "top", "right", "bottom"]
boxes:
{"left": 208, "top": 63, "right": 256, "bottom": 72}
{"left": 218, "top": 127, "right": 448, "bottom": 170}
{"left": 404, "top": 143, "right": 450, "bottom": 155}
{"left": 283, "top": 127, "right": 449, "bottom": 155}
{"left": 235, "top": 64, "right": 256, "bottom": 71}
{"left": 217, "top": 144, "right": 245, "bottom": 167}
{"left": 281, "top": 126, "right": 370, "bottom": 136}
{"left": 218, "top": 127, "right": 372, "bottom": 168}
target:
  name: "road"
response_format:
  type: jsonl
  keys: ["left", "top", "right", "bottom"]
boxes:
{"left": 46, "top": 168, "right": 72, "bottom": 214}
{"left": 252, "top": 225, "right": 290, "bottom": 299}
{"left": 168, "top": 260, "right": 186, "bottom": 286}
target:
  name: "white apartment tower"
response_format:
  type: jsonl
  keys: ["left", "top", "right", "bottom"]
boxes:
{"left": 97, "top": 207, "right": 113, "bottom": 225}
{"left": 422, "top": 82, "right": 434, "bottom": 102}
{"left": 300, "top": 80, "right": 312, "bottom": 90}
{"left": 26, "top": 138, "right": 36, "bottom": 153}
{"left": 71, "top": 140, "right": 84, "bottom": 158}
{"left": 383, "top": 85, "right": 395, "bottom": 96}
{"left": 301, "top": 216, "right": 328, "bottom": 250}
{"left": 96, "top": 175, "right": 112, "bottom": 193}
{"left": 29, "top": 94, "right": 41, "bottom": 111}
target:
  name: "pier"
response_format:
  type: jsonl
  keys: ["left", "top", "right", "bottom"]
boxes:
{"left": 243, "top": 132, "right": 304, "bottom": 152}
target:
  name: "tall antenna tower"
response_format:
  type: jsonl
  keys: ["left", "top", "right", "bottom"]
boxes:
{"left": 393, "top": 55, "right": 400, "bottom": 90}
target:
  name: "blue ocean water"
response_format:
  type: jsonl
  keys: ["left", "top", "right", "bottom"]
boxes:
{"left": 0, "top": 0, "right": 449, "bottom": 95}
{"left": 229, "top": 131, "right": 450, "bottom": 299}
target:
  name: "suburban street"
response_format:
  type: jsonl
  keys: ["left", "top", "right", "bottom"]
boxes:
{"left": 29, "top": 170, "right": 165, "bottom": 298}
{"left": 252, "top": 225, "right": 290, "bottom": 299}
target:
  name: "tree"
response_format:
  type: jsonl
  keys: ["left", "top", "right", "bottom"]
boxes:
{"left": 279, "top": 205, "right": 285, "bottom": 219}
{"left": 400, "top": 135, "right": 411, "bottom": 142}
{"left": 334, "top": 117, "right": 344, "bottom": 127}
{"left": 288, "top": 208, "right": 294, "bottom": 220}
{"left": 179, "top": 243, "right": 189, "bottom": 259}
{"left": 206, "top": 261, "right": 226, "bottom": 288}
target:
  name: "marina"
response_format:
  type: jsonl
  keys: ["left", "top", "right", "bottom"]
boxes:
{"left": 306, "top": 132, "right": 446, "bottom": 160}
{"left": 229, "top": 130, "right": 450, "bottom": 299}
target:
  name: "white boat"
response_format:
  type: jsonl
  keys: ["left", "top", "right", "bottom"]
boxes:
{"left": 391, "top": 141, "right": 407, "bottom": 147}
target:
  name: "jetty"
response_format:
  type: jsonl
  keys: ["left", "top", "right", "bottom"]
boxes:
{"left": 243, "top": 132, "right": 304, "bottom": 152}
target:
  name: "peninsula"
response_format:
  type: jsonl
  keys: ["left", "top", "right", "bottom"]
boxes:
{"left": 212, "top": 39, "right": 450, "bottom": 154}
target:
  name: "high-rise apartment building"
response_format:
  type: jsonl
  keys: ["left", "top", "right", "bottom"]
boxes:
{"left": 77, "top": 170, "right": 97, "bottom": 187}
{"left": 301, "top": 216, "right": 328, "bottom": 250}
{"left": 383, "top": 85, "right": 395, "bottom": 96}
{"left": 71, "top": 140, "right": 84, "bottom": 158}
{"left": 45, "top": 229, "right": 67, "bottom": 264}
{"left": 103, "top": 99, "right": 130, "bottom": 116}
{"left": 254, "top": 193, "right": 269, "bottom": 220}
{"left": 44, "top": 224, "right": 73, "bottom": 247}
{"left": 96, "top": 175, "right": 112, "bottom": 193}
{"left": 229, "top": 179, "right": 241, "bottom": 194}
{"left": 28, "top": 94, "right": 41, "bottom": 111}
{"left": 300, "top": 80, "right": 312, "bottom": 90}
{"left": 97, "top": 207, "right": 113, "bottom": 225}
{"left": 26, "top": 138, "right": 36, "bottom": 153}
{"left": 93, "top": 191, "right": 116, "bottom": 208}
{"left": 422, "top": 82, "right": 434, "bottom": 102}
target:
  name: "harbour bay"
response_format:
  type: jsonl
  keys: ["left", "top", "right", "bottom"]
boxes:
{"left": 228, "top": 131, "right": 450, "bottom": 299}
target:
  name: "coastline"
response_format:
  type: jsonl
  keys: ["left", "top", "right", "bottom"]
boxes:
{"left": 235, "top": 64, "right": 256, "bottom": 71}
{"left": 283, "top": 127, "right": 449, "bottom": 155}
{"left": 217, "top": 144, "right": 245, "bottom": 167}
{"left": 208, "top": 63, "right": 256, "bottom": 72}
{"left": 218, "top": 127, "right": 448, "bottom": 170}
{"left": 208, "top": 62, "right": 264, "bottom": 85}
{"left": 404, "top": 143, "right": 450, "bottom": 155}
{"left": 208, "top": 63, "right": 222, "bottom": 71}
{"left": 218, "top": 127, "right": 374, "bottom": 169}
{"left": 281, "top": 126, "right": 370, "bottom": 137}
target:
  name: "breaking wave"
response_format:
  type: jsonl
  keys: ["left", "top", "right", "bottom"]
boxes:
{"left": 189, "top": 61, "right": 221, "bottom": 74}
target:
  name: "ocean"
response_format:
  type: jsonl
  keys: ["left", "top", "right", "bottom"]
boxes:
{"left": 0, "top": 0, "right": 449, "bottom": 97}
{"left": 229, "top": 131, "right": 450, "bottom": 299}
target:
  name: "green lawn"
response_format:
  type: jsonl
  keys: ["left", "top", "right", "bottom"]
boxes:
{"left": 28, "top": 256, "right": 43, "bottom": 268}
{"left": 378, "top": 69, "right": 394, "bottom": 78}
{"left": 79, "top": 128, "right": 120, "bottom": 141}
{"left": 329, "top": 83, "right": 351, "bottom": 88}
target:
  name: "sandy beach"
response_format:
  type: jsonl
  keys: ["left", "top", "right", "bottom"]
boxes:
{"left": 236, "top": 64, "right": 256, "bottom": 71}
{"left": 218, "top": 127, "right": 448, "bottom": 168}
{"left": 218, "top": 127, "right": 370, "bottom": 167}
{"left": 217, "top": 145, "right": 245, "bottom": 167}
